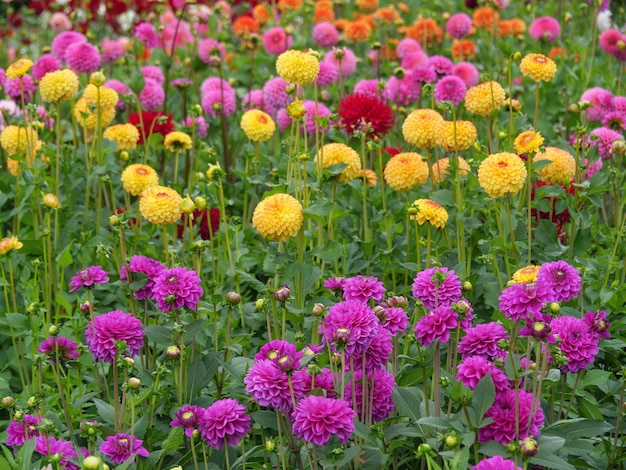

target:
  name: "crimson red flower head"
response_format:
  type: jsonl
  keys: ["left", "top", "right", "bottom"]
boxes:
{"left": 128, "top": 111, "right": 175, "bottom": 145}
{"left": 338, "top": 93, "right": 395, "bottom": 137}
{"left": 177, "top": 208, "right": 220, "bottom": 240}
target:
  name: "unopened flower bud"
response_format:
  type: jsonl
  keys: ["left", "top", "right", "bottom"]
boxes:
{"left": 48, "top": 325, "right": 58, "bottom": 336}
{"left": 194, "top": 196, "right": 207, "bottom": 210}
{"left": 444, "top": 434, "right": 458, "bottom": 448}
{"left": 312, "top": 303, "right": 326, "bottom": 317}
{"left": 287, "top": 99, "right": 306, "bottom": 119}
{"left": 180, "top": 197, "right": 195, "bottom": 214}
{"left": 27, "top": 396, "right": 36, "bottom": 407}
{"left": 498, "top": 130, "right": 507, "bottom": 140}
{"left": 43, "top": 193, "right": 60, "bottom": 209}
{"left": 612, "top": 140, "right": 626, "bottom": 155}
{"left": 1, "top": 396, "right": 15, "bottom": 407}
{"left": 513, "top": 51, "right": 521, "bottom": 61}
{"left": 166, "top": 345, "right": 181, "bottom": 359}
{"left": 373, "top": 305, "right": 386, "bottom": 320}
{"left": 274, "top": 286, "right": 290, "bottom": 302}
{"left": 80, "top": 302, "right": 93, "bottom": 314}
{"left": 285, "top": 83, "right": 297, "bottom": 95}
{"left": 276, "top": 355, "right": 295, "bottom": 372}
{"left": 333, "top": 327, "right": 351, "bottom": 344}
{"left": 520, "top": 436, "right": 538, "bottom": 457}
{"left": 226, "top": 291, "right": 241, "bottom": 305}
{"left": 455, "top": 299, "right": 470, "bottom": 313}
{"left": 119, "top": 150, "right": 129, "bottom": 161}
{"left": 265, "top": 440, "right": 276, "bottom": 452}
{"left": 124, "top": 357, "right": 135, "bottom": 368}
{"left": 255, "top": 298, "right": 266, "bottom": 310}
{"left": 386, "top": 296, "right": 408, "bottom": 308}
{"left": 109, "top": 214, "right": 120, "bottom": 226}
{"left": 550, "top": 302, "right": 560, "bottom": 313}
{"left": 89, "top": 71, "right": 106, "bottom": 87}
{"left": 407, "top": 206, "right": 418, "bottom": 216}
{"left": 127, "top": 377, "right": 141, "bottom": 389}
{"left": 393, "top": 67, "right": 406, "bottom": 79}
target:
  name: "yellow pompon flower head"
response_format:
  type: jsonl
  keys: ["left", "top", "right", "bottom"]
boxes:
{"left": 0, "top": 236, "right": 23, "bottom": 255}
{"left": 431, "top": 156, "right": 471, "bottom": 184}
{"left": 163, "top": 131, "right": 193, "bottom": 152}
{"left": 139, "top": 185, "right": 183, "bottom": 225}
{"left": 6, "top": 58, "right": 33, "bottom": 79}
{"left": 314, "top": 142, "right": 362, "bottom": 183}
{"left": 410, "top": 199, "right": 449, "bottom": 229}
{"left": 464, "top": 81, "right": 506, "bottom": 117}
{"left": 83, "top": 84, "right": 119, "bottom": 110}
{"left": 519, "top": 53, "right": 557, "bottom": 83}
{"left": 39, "top": 69, "right": 80, "bottom": 104}
{"left": 1, "top": 125, "right": 42, "bottom": 176}
{"left": 512, "top": 265, "right": 540, "bottom": 284}
{"left": 514, "top": 130, "right": 544, "bottom": 155}
{"left": 121, "top": 164, "right": 159, "bottom": 196}
{"left": 533, "top": 147, "right": 576, "bottom": 185}
{"left": 74, "top": 98, "right": 116, "bottom": 129}
{"left": 276, "top": 49, "right": 320, "bottom": 85}
{"left": 384, "top": 152, "right": 429, "bottom": 192}
{"left": 240, "top": 109, "right": 276, "bottom": 142}
{"left": 402, "top": 109, "right": 444, "bottom": 149}
{"left": 477, "top": 152, "right": 527, "bottom": 198}
{"left": 103, "top": 124, "right": 140, "bottom": 151}
{"left": 359, "top": 168, "right": 377, "bottom": 187}
{"left": 435, "top": 120, "right": 478, "bottom": 152}
{"left": 252, "top": 193, "right": 304, "bottom": 241}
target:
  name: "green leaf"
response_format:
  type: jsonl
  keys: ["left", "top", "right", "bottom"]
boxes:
{"left": 161, "top": 426, "right": 184, "bottom": 455}
{"left": 55, "top": 241, "right": 74, "bottom": 268}
{"left": 144, "top": 325, "right": 172, "bottom": 345}
{"left": 418, "top": 417, "right": 453, "bottom": 430}
{"left": 236, "top": 270, "right": 267, "bottom": 294}
{"left": 429, "top": 189, "right": 454, "bottom": 207}
{"left": 529, "top": 453, "right": 576, "bottom": 470}
{"left": 93, "top": 398, "right": 115, "bottom": 425}
{"left": 472, "top": 374, "right": 495, "bottom": 426}
{"left": 311, "top": 240, "right": 344, "bottom": 263}
{"left": 186, "top": 358, "right": 209, "bottom": 400}
{"left": 393, "top": 387, "right": 423, "bottom": 425}
{"left": 579, "top": 370, "right": 612, "bottom": 389}
{"left": 251, "top": 410, "right": 279, "bottom": 430}
{"left": 320, "top": 445, "right": 361, "bottom": 468}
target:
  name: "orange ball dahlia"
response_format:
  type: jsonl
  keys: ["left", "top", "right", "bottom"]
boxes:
{"left": 533, "top": 147, "right": 576, "bottom": 185}
{"left": 139, "top": 185, "right": 183, "bottom": 225}
{"left": 477, "top": 152, "right": 527, "bottom": 198}
{"left": 314, "top": 143, "right": 362, "bottom": 183}
{"left": 384, "top": 152, "right": 429, "bottom": 192}
{"left": 411, "top": 199, "right": 449, "bottom": 229}
{"left": 252, "top": 193, "right": 304, "bottom": 241}
{"left": 121, "top": 164, "right": 159, "bottom": 196}
{"left": 402, "top": 109, "right": 444, "bottom": 149}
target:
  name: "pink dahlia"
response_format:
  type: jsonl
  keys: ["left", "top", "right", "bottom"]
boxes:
{"left": 292, "top": 396, "right": 356, "bottom": 445}
{"left": 32, "top": 54, "right": 61, "bottom": 81}
{"left": 134, "top": 22, "right": 160, "bottom": 49}
{"left": 414, "top": 305, "right": 458, "bottom": 347}
{"left": 458, "top": 322, "right": 508, "bottom": 360}
{"left": 529, "top": 16, "right": 561, "bottom": 42}
{"left": 316, "top": 60, "right": 339, "bottom": 86}
{"left": 321, "top": 300, "right": 379, "bottom": 355}
{"left": 591, "top": 127, "right": 623, "bottom": 159}
{"left": 65, "top": 41, "right": 101, "bottom": 74}
{"left": 100, "top": 433, "right": 149, "bottom": 464}
{"left": 101, "top": 39, "right": 125, "bottom": 63}
{"left": 151, "top": 266, "right": 203, "bottom": 311}
{"left": 201, "top": 77, "right": 237, "bottom": 117}
{"left": 171, "top": 405, "right": 205, "bottom": 437}
{"left": 244, "top": 359, "right": 308, "bottom": 413}
{"left": 324, "top": 277, "right": 346, "bottom": 291}
{"left": 472, "top": 455, "right": 522, "bottom": 470}
{"left": 377, "top": 306, "right": 409, "bottom": 336}
{"left": 584, "top": 310, "right": 611, "bottom": 339}
{"left": 412, "top": 267, "right": 462, "bottom": 310}
{"left": 262, "top": 77, "right": 291, "bottom": 111}
{"left": 498, "top": 282, "right": 553, "bottom": 322}
{"left": 344, "top": 368, "right": 395, "bottom": 422}
{"left": 38, "top": 336, "right": 79, "bottom": 362}
{"left": 323, "top": 48, "right": 357, "bottom": 77}
{"left": 139, "top": 78, "right": 165, "bottom": 111}
{"left": 519, "top": 313, "right": 556, "bottom": 343}
{"left": 35, "top": 436, "right": 79, "bottom": 470}
{"left": 401, "top": 51, "right": 429, "bottom": 70}
{"left": 197, "top": 38, "right": 226, "bottom": 65}
{"left": 69, "top": 265, "right": 109, "bottom": 292}
{"left": 197, "top": 399, "right": 251, "bottom": 449}
{"left": 51, "top": 31, "right": 86, "bottom": 61}
{"left": 263, "top": 27, "right": 292, "bottom": 55}
{"left": 254, "top": 339, "right": 302, "bottom": 372}
{"left": 536, "top": 260, "right": 581, "bottom": 302}
{"left": 453, "top": 61, "right": 480, "bottom": 87}
{"left": 428, "top": 55, "right": 454, "bottom": 76}
{"left": 479, "top": 388, "right": 544, "bottom": 444}
{"left": 456, "top": 356, "right": 510, "bottom": 392}
{"left": 387, "top": 72, "right": 421, "bottom": 106}
{"left": 446, "top": 13, "right": 473, "bottom": 38}
{"left": 342, "top": 275, "right": 386, "bottom": 303}
{"left": 350, "top": 328, "right": 393, "bottom": 371}
{"left": 4, "top": 76, "right": 36, "bottom": 103}
{"left": 6, "top": 414, "right": 41, "bottom": 446}
{"left": 580, "top": 87, "right": 614, "bottom": 121}
{"left": 312, "top": 22, "right": 339, "bottom": 48}
{"left": 125, "top": 255, "right": 166, "bottom": 300}
{"left": 141, "top": 65, "right": 164, "bottom": 85}
{"left": 551, "top": 316, "right": 599, "bottom": 373}
{"left": 85, "top": 310, "right": 144, "bottom": 363}
{"left": 434, "top": 75, "right": 467, "bottom": 105}
{"left": 396, "top": 38, "right": 422, "bottom": 59}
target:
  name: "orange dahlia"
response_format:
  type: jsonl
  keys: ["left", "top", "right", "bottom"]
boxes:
{"left": 451, "top": 39, "right": 476, "bottom": 60}
{"left": 314, "top": 143, "right": 362, "bottom": 183}
{"left": 314, "top": 7, "right": 335, "bottom": 23}
{"left": 121, "top": 164, "right": 159, "bottom": 196}
{"left": 406, "top": 18, "right": 443, "bottom": 46}
{"left": 533, "top": 147, "right": 576, "bottom": 185}
{"left": 6, "top": 58, "right": 33, "bottom": 79}
{"left": 402, "top": 109, "right": 444, "bottom": 149}
{"left": 278, "top": 0, "right": 303, "bottom": 12}
{"left": 345, "top": 21, "right": 372, "bottom": 42}
{"left": 384, "top": 152, "right": 429, "bottom": 192}
{"left": 431, "top": 156, "right": 471, "bottom": 184}
{"left": 356, "top": 0, "right": 378, "bottom": 11}
{"left": 411, "top": 199, "right": 449, "bottom": 229}
{"left": 477, "top": 152, "right": 527, "bottom": 198}
{"left": 252, "top": 193, "right": 304, "bottom": 241}
{"left": 472, "top": 7, "right": 499, "bottom": 31}
{"left": 512, "top": 265, "right": 540, "bottom": 284}
{"left": 514, "top": 130, "right": 544, "bottom": 155}
{"left": 253, "top": 4, "right": 271, "bottom": 24}
{"left": 519, "top": 53, "right": 557, "bottom": 83}
{"left": 232, "top": 16, "right": 259, "bottom": 37}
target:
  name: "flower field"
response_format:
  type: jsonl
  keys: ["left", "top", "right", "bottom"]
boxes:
{"left": 1, "top": 0, "right": 625, "bottom": 468}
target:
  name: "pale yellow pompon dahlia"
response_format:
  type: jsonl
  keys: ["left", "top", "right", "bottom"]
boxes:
{"left": 121, "top": 164, "right": 159, "bottom": 196}
{"left": 139, "top": 185, "right": 183, "bottom": 225}
{"left": 533, "top": 147, "right": 576, "bottom": 185}
{"left": 384, "top": 152, "right": 429, "bottom": 192}
{"left": 252, "top": 193, "right": 304, "bottom": 241}
{"left": 435, "top": 120, "right": 477, "bottom": 152}
{"left": 464, "top": 81, "right": 506, "bottom": 117}
{"left": 240, "top": 109, "right": 276, "bottom": 142}
{"left": 83, "top": 84, "right": 119, "bottom": 109}
{"left": 39, "top": 69, "right": 80, "bottom": 104}
{"left": 0, "top": 236, "right": 23, "bottom": 255}
{"left": 163, "top": 131, "right": 193, "bottom": 152}
{"left": 276, "top": 49, "right": 320, "bottom": 86}
{"left": 512, "top": 265, "right": 539, "bottom": 284}
{"left": 314, "top": 142, "right": 362, "bottom": 183}
{"left": 74, "top": 97, "right": 116, "bottom": 130}
{"left": 402, "top": 109, "right": 444, "bottom": 149}
{"left": 104, "top": 124, "right": 140, "bottom": 151}
{"left": 1, "top": 125, "right": 42, "bottom": 175}
{"left": 411, "top": 199, "right": 449, "bottom": 229}
{"left": 6, "top": 58, "right": 33, "bottom": 79}
{"left": 431, "top": 156, "right": 471, "bottom": 184}
{"left": 477, "top": 152, "right": 527, "bottom": 198}
{"left": 514, "top": 130, "right": 544, "bottom": 155}
{"left": 519, "top": 53, "right": 557, "bottom": 83}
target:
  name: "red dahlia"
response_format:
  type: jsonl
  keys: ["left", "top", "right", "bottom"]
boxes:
{"left": 338, "top": 93, "right": 395, "bottom": 137}
{"left": 128, "top": 111, "right": 175, "bottom": 145}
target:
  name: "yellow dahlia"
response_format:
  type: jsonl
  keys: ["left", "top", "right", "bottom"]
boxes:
{"left": 359, "top": 168, "right": 378, "bottom": 187}
{"left": 402, "top": 109, "right": 444, "bottom": 149}
{"left": 384, "top": 152, "right": 429, "bottom": 192}
{"left": 314, "top": 142, "right": 362, "bottom": 183}
{"left": 431, "top": 156, "right": 471, "bottom": 184}
{"left": 477, "top": 152, "right": 527, "bottom": 198}
{"left": 74, "top": 97, "right": 116, "bottom": 130}
{"left": 103, "top": 124, "right": 140, "bottom": 151}
{"left": 464, "top": 81, "right": 506, "bottom": 117}
{"left": 240, "top": 109, "right": 276, "bottom": 142}
{"left": 514, "top": 130, "right": 544, "bottom": 155}
{"left": 519, "top": 53, "right": 557, "bottom": 83}
{"left": 1, "top": 125, "right": 42, "bottom": 175}
{"left": 163, "top": 131, "right": 193, "bottom": 152}
{"left": 139, "top": 185, "right": 183, "bottom": 225}
{"left": 82, "top": 84, "right": 119, "bottom": 110}
{"left": 0, "top": 236, "right": 23, "bottom": 255}
{"left": 39, "top": 69, "right": 80, "bottom": 104}
{"left": 512, "top": 265, "right": 539, "bottom": 284}
{"left": 411, "top": 199, "right": 449, "bottom": 229}
{"left": 435, "top": 120, "right": 478, "bottom": 152}
{"left": 533, "top": 147, "right": 576, "bottom": 185}
{"left": 276, "top": 50, "right": 320, "bottom": 86}
{"left": 121, "top": 164, "right": 159, "bottom": 196}
{"left": 6, "top": 58, "right": 33, "bottom": 79}
{"left": 252, "top": 193, "right": 304, "bottom": 241}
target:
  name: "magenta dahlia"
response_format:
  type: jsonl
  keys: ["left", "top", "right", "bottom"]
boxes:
{"left": 197, "top": 399, "right": 251, "bottom": 449}
{"left": 414, "top": 305, "right": 458, "bottom": 347}
{"left": 151, "top": 266, "right": 203, "bottom": 312}
{"left": 412, "top": 267, "right": 462, "bottom": 310}
{"left": 85, "top": 310, "right": 144, "bottom": 363}
{"left": 292, "top": 396, "right": 356, "bottom": 445}
{"left": 100, "top": 433, "right": 149, "bottom": 464}
{"left": 321, "top": 300, "right": 379, "bottom": 355}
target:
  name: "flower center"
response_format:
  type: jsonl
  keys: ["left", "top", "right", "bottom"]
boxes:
{"left": 554, "top": 269, "right": 566, "bottom": 282}
{"left": 497, "top": 161, "right": 508, "bottom": 168}
{"left": 257, "top": 115, "right": 268, "bottom": 124}
{"left": 533, "top": 55, "right": 548, "bottom": 64}
{"left": 136, "top": 168, "right": 148, "bottom": 175}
